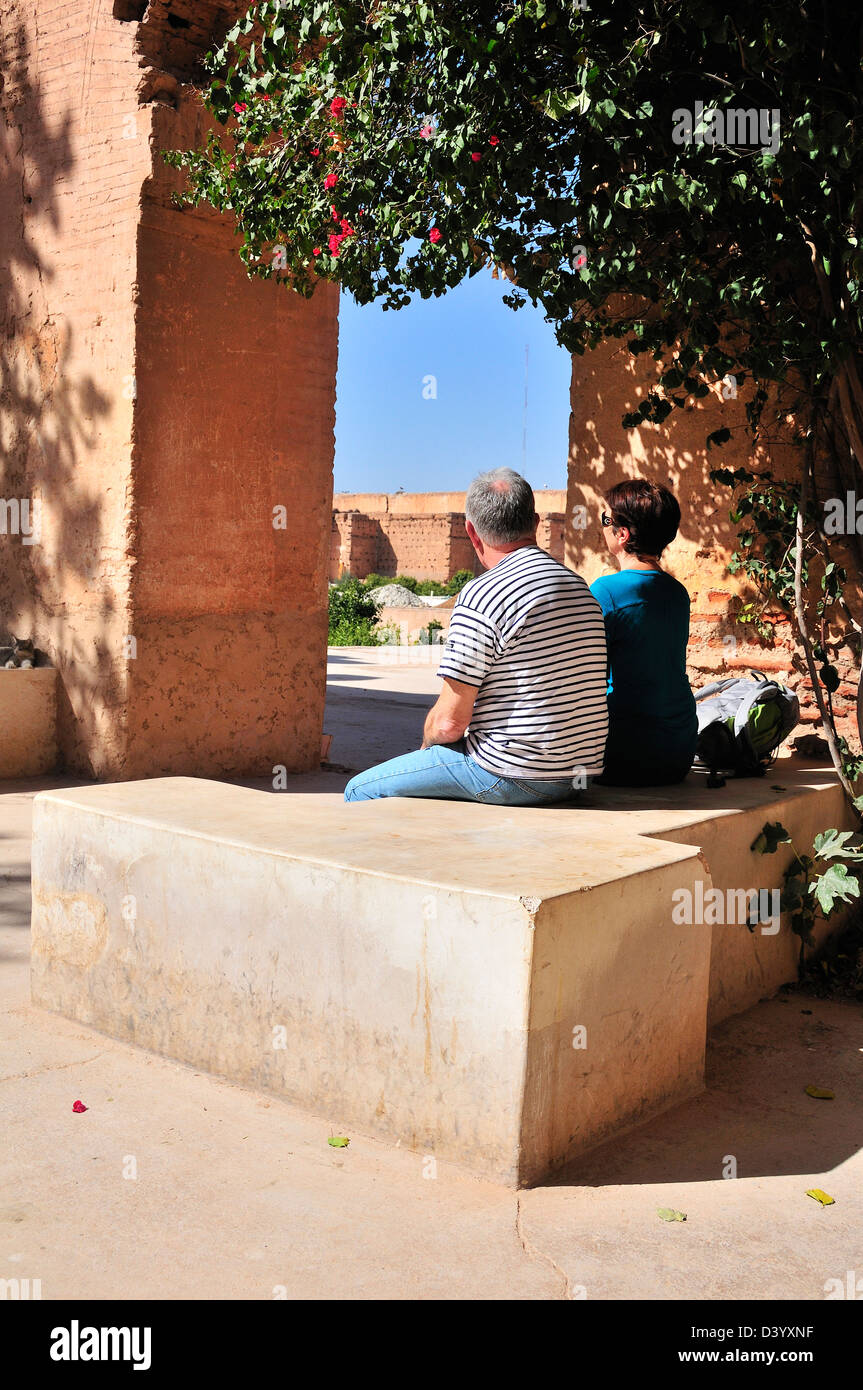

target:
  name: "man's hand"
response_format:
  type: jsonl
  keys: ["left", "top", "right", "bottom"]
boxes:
{"left": 421, "top": 677, "right": 478, "bottom": 749}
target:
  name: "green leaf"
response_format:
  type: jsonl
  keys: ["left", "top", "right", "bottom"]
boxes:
{"left": 810, "top": 862, "right": 860, "bottom": 915}
{"left": 327, "top": 1135, "right": 350, "bottom": 1148}
{"left": 657, "top": 1207, "right": 687, "bottom": 1222}
{"left": 813, "top": 829, "right": 863, "bottom": 861}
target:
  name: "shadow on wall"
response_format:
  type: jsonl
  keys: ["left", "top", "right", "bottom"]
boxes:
{"left": 0, "top": 19, "right": 116, "bottom": 767}
{"left": 566, "top": 335, "right": 802, "bottom": 590}
{"left": 566, "top": 335, "right": 862, "bottom": 739}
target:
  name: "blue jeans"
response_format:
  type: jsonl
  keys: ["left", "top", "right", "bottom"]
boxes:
{"left": 343, "top": 740, "right": 578, "bottom": 806}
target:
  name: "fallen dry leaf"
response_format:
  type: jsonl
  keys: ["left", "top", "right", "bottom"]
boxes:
{"left": 806, "top": 1188, "right": 835, "bottom": 1206}
{"left": 657, "top": 1207, "right": 686, "bottom": 1222}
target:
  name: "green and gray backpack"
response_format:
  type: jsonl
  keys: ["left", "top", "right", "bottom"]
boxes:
{"left": 693, "top": 672, "right": 800, "bottom": 788}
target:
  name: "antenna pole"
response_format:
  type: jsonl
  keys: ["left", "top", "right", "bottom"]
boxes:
{"left": 522, "top": 343, "right": 529, "bottom": 469}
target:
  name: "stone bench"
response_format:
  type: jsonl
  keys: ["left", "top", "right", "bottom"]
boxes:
{"left": 29, "top": 762, "right": 850, "bottom": 1186}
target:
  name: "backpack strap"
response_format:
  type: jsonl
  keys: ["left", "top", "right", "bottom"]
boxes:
{"left": 732, "top": 681, "right": 778, "bottom": 738}
{"left": 694, "top": 678, "right": 734, "bottom": 704}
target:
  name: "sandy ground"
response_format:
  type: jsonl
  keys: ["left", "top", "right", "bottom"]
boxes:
{"left": 1, "top": 651, "right": 861, "bottom": 1300}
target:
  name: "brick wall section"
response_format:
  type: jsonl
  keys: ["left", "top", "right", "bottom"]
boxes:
{"left": 330, "top": 512, "right": 378, "bottom": 579}
{"left": 536, "top": 513, "right": 565, "bottom": 563}
{"left": 0, "top": 0, "right": 153, "bottom": 773}
{"left": 375, "top": 513, "right": 465, "bottom": 582}
{"left": 1, "top": 0, "right": 339, "bottom": 777}
{"left": 567, "top": 336, "right": 861, "bottom": 746}
{"left": 334, "top": 489, "right": 568, "bottom": 515}
{"left": 330, "top": 496, "right": 565, "bottom": 582}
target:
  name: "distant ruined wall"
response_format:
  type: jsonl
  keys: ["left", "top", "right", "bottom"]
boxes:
{"left": 330, "top": 511, "right": 378, "bottom": 581}
{"left": 536, "top": 513, "right": 565, "bottom": 565}
{"left": 334, "top": 488, "right": 568, "bottom": 516}
{"left": 0, "top": 0, "right": 339, "bottom": 777}
{"left": 330, "top": 490, "right": 566, "bottom": 582}
{"left": 375, "top": 513, "right": 474, "bottom": 582}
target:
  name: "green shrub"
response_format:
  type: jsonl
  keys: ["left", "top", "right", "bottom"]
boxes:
{"left": 446, "top": 569, "right": 475, "bottom": 595}
{"left": 328, "top": 578, "right": 382, "bottom": 645}
{"left": 394, "top": 574, "right": 419, "bottom": 593}
{"left": 329, "top": 619, "right": 380, "bottom": 646}
{"left": 361, "top": 573, "right": 388, "bottom": 591}
{"left": 413, "top": 619, "right": 445, "bottom": 646}
{"left": 415, "top": 579, "right": 449, "bottom": 596}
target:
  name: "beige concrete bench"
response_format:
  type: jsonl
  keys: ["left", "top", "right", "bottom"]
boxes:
{"left": 29, "top": 762, "right": 849, "bottom": 1185}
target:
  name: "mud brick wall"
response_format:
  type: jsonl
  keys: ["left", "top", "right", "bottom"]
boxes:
{"left": 0, "top": 0, "right": 339, "bottom": 777}
{"left": 567, "top": 336, "right": 861, "bottom": 746}
{"left": 375, "top": 513, "right": 467, "bottom": 582}
{"left": 333, "top": 489, "right": 568, "bottom": 515}
{"left": 329, "top": 493, "right": 567, "bottom": 583}
{"left": 536, "top": 513, "right": 565, "bottom": 564}
{"left": 330, "top": 511, "right": 378, "bottom": 580}
{"left": 447, "top": 512, "right": 479, "bottom": 575}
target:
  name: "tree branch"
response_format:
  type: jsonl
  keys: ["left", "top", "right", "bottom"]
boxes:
{"left": 794, "top": 431, "right": 859, "bottom": 810}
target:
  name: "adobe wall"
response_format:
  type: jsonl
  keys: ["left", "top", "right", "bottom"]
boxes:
{"left": 330, "top": 512, "right": 379, "bottom": 582}
{"left": 334, "top": 488, "right": 567, "bottom": 515}
{"left": 566, "top": 338, "right": 860, "bottom": 738}
{"left": 375, "top": 513, "right": 474, "bottom": 582}
{"left": 1, "top": 1, "right": 146, "bottom": 774}
{"left": 0, "top": 0, "right": 339, "bottom": 778}
{"left": 330, "top": 490, "right": 565, "bottom": 582}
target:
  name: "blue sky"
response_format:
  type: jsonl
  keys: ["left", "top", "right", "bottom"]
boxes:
{"left": 333, "top": 268, "right": 572, "bottom": 494}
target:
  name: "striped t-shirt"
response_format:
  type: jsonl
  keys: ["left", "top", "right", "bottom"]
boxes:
{"left": 436, "top": 545, "right": 609, "bottom": 779}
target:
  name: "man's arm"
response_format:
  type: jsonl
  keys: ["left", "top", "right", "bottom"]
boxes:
{"left": 421, "top": 676, "right": 479, "bottom": 749}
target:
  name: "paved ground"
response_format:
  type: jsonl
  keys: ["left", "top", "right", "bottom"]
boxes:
{"left": 2, "top": 652, "right": 862, "bottom": 1300}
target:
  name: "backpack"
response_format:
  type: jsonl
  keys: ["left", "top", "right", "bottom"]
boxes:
{"left": 693, "top": 671, "right": 800, "bottom": 788}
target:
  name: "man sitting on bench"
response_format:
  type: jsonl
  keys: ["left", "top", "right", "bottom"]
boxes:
{"left": 344, "top": 467, "right": 608, "bottom": 805}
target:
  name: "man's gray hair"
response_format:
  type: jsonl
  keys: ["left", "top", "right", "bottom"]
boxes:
{"left": 464, "top": 468, "right": 537, "bottom": 545}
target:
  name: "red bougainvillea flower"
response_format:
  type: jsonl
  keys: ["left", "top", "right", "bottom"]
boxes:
{"left": 233, "top": 102, "right": 247, "bottom": 115}
{"left": 339, "top": 218, "right": 354, "bottom": 235}
{"left": 312, "top": 247, "right": 322, "bottom": 256}
{"left": 471, "top": 151, "right": 482, "bottom": 162}
{"left": 260, "top": 93, "right": 271, "bottom": 101}
{"left": 419, "top": 123, "right": 434, "bottom": 139}
{"left": 330, "top": 204, "right": 339, "bottom": 220}
{"left": 72, "top": 1100, "right": 88, "bottom": 1113}
{"left": 489, "top": 135, "right": 500, "bottom": 146}
{"left": 328, "top": 232, "right": 347, "bottom": 256}
{"left": 330, "top": 97, "right": 348, "bottom": 116}
{"left": 429, "top": 227, "right": 442, "bottom": 244}
{"left": 324, "top": 172, "right": 338, "bottom": 189}
{"left": 310, "top": 147, "right": 320, "bottom": 157}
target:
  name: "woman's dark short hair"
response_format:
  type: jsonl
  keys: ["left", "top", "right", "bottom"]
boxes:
{"left": 603, "top": 479, "right": 681, "bottom": 558}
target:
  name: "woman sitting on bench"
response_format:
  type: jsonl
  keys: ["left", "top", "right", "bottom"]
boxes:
{"left": 590, "top": 479, "right": 697, "bottom": 787}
